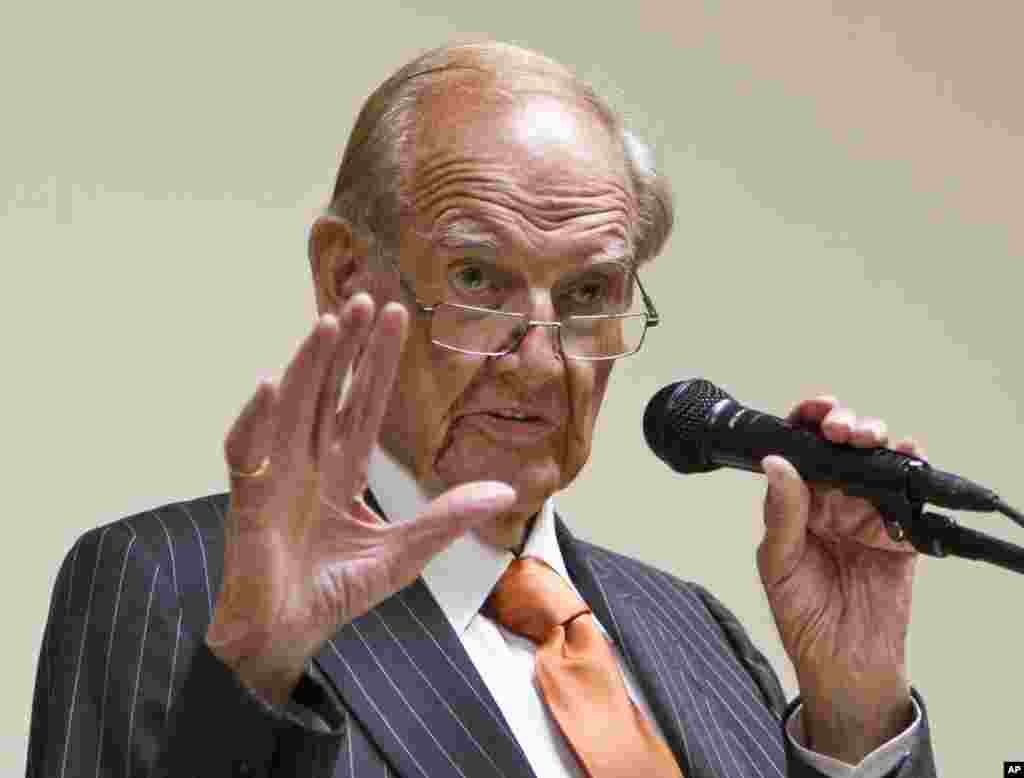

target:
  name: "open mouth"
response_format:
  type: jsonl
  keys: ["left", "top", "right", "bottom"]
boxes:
{"left": 486, "top": 411, "right": 543, "bottom": 422}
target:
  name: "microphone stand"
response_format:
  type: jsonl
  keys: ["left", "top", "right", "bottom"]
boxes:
{"left": 870, "top": 492, "right": 1024, "bottom": 576}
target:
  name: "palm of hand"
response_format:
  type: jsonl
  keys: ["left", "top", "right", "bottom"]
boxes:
{"left": 759, "top": 486, "right": 917, "bottom": 686}
{"left": 209, "top": 298, "right": 514, "bottom": 703}
{"left": 218, "top": 473, "right": 397, "bottom": 670}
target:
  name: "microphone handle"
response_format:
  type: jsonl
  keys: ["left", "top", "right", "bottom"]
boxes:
{"left": 706, "top": 399, "right": 1000, "bottom": 511}
{"left": 706, "top": 399, "right": 916, "bottom": 496}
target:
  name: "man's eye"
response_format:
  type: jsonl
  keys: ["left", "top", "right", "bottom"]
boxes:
{"left": 565, "top": 278, "right": 609, "bottom": 307}
{"left": 450, "top": 264, "right": 495, "bottom": 292}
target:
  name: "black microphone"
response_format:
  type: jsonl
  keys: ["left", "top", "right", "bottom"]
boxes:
{"left": 643, "top": 378, "right": 1002, "bottom": 512}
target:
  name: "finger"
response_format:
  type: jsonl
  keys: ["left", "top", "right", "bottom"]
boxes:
{"left": 818, "top": 488, "right": 878, "bottom": 537}
{"left": 820, "top": 406, "right": 857, "bottom": 444}
{"left": 342, "top": 302, "right": 410, "bottom": 460}
{"left": 786, "top": 395, "right": 838, "bottom": 425}
{"left": 822, "top": 489, "right": 916, "bottom": 552}
{"left": 272, "top": 314, "right": 341, "bottom": 465}
{"left": 758, "top": 456, "right": 811, "bottom": 588}
{"left": 891, "top": 436, "right": 927, "bottom": 461}
{"left": 316, "top": 294, "right": 375, "bottom": 462}
{"left": 385, "top": 482, "right": 517, "bottom": 590}
{"left": 849, "top": 416, "right": 888, "bottom": 448}
{"left": 225, "top": 378, "right": 278, "bottom": 482}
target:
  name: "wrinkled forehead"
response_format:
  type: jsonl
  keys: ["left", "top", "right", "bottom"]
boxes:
{"left": 404, "top": 78, "right": 634, "bottom": 208}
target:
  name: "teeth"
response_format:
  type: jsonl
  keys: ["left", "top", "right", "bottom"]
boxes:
{"left": 499, "top": 411, "right": 530, "bottom": 420}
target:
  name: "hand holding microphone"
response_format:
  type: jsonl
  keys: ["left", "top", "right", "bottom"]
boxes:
{"left": 642, "top": 378, "right": 1024, "bottom": 761}
{"left": 646, "top": 379, "right": 927, "bottom": 762}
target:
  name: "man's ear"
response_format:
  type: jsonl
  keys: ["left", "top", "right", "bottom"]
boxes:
{"left": 308, "top": 214, "right": 372, "bottom": 314}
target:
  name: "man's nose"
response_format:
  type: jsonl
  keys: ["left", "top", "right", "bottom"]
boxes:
{"left": 493, "top": 294, "right": 564, "bottom": 380}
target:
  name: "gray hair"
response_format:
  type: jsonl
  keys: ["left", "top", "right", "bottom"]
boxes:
{"left": 322, "top": 41, "right": 674, "bottom": 266}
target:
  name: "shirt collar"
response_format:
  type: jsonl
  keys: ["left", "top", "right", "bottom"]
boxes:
{"left": 367, "top": 445, "right": 569, "bottom": 636}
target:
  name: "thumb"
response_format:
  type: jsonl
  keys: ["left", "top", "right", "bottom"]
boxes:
{"left": 386, "top": 481, "right": 517, "bottom": 587}
{"left": 758, "top": 456, "right": 811, "bottom": 588}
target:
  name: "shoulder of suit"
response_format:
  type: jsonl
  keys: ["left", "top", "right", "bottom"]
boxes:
{"left": 57, "top": 493, "right": 230, "bottom": 616}
{"left": 80, "top": 492, "right": 229, "bottom": 553}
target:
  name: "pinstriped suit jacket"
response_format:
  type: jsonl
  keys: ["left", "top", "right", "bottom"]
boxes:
{"left": 28, "top": 491, "right": 936, "bottom": 777}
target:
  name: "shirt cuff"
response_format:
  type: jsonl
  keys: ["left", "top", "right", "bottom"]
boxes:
{"left": 160, "top": 642, "right": 346, "bottom": 776}
{"left": 785, "top": 697, "right": 921, "bottom": 778}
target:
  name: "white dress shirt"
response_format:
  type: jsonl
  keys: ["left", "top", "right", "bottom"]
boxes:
{"left": 367, "top": 446, "right": 920, "bottom": 778}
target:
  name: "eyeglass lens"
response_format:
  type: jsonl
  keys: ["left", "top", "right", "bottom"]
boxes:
{"left": 431, "top": 305, "right": 647, "bottom": 358}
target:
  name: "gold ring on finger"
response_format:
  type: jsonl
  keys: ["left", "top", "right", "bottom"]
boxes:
{"left": 230, "top": 456, "right": 271, "bottom": 479}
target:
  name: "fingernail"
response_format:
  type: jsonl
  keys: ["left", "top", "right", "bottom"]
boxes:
{"left": 761, "top": 456, "right": 779, "bottom": 479}
{"left": 345, "top": 293, "right": 375, "bottom": 324}
{"left": 350, "top": 291, "right": 373, "bottom": 308}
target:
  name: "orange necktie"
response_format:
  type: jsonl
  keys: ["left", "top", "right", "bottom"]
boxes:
{"left": 484, "top": 557, "right": 684, "bottom": 778}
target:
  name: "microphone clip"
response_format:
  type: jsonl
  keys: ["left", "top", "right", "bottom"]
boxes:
{"left": 841, "top": 486, "right": 927, "bottom": 550}
{"left": 867, "top": 490, "right": 946, "bottom": 556}
{"left": 853, "top": 487, "right": 1024, "bottom": 575}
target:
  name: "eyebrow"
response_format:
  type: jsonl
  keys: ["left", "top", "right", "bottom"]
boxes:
{"left": 433, "top": 220, "right": 499, "bottom": 256}
{"left": 588, "top": 248, "right": 635, "bottom": 269}
{"left": 432, "top": 217, "right": 636, "bottom": 269}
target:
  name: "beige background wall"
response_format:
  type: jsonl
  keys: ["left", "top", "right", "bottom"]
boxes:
{"left": 5, "top": 1, "right": 1021, "bottom": 773}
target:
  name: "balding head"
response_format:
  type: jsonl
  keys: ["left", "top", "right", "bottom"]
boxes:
{"left": 324, "top": 41, "right": 673, "bottom": 266}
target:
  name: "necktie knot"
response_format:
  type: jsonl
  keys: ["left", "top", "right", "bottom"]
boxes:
{"left": 484, "top": 557, "right": 591, "bottom": 643}
{"left": 483, "top": 555, "right": 685, "bottom": 777}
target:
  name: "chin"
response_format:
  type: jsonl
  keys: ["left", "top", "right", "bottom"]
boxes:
{"left": 506, "top": 463, "right": 562, "bottom": 511}
{"left": 435, "top": 448, "right": 562, "bottom": 510}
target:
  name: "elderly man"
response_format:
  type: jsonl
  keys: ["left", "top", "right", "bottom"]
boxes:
{"left": 29, "top": 42, "right": 936, "bottom": 777}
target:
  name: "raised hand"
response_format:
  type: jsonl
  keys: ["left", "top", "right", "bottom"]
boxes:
{"left": 207, "top": 294, "right": 516, "bottom": 705}
{"left": 756, "top": 396, "right": 921, "bottom": 763}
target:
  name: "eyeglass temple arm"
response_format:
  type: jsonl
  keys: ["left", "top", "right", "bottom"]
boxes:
{"left": 378, "top": 245, "right": 437, "bottom": 316}
{"left": 632, "top": 267, "right": 660, "bottom": 327}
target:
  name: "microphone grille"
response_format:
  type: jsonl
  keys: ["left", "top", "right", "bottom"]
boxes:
{"left": 643, "top": 378, "right": 732, "bottom": 473}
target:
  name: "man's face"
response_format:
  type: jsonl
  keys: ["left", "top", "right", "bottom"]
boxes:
{"left": 377, "top": 89, "right": 638, "bottom": 524}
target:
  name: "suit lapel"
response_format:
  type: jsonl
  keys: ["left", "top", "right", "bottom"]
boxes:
{"left": 309, "top": 493, "right": 786, "bottom": 778}
{"left": 313, "top": 490, "right": 537, "bottom": 778}
{"left": 557, "top": 516, "right": 786, "bottom": 778}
